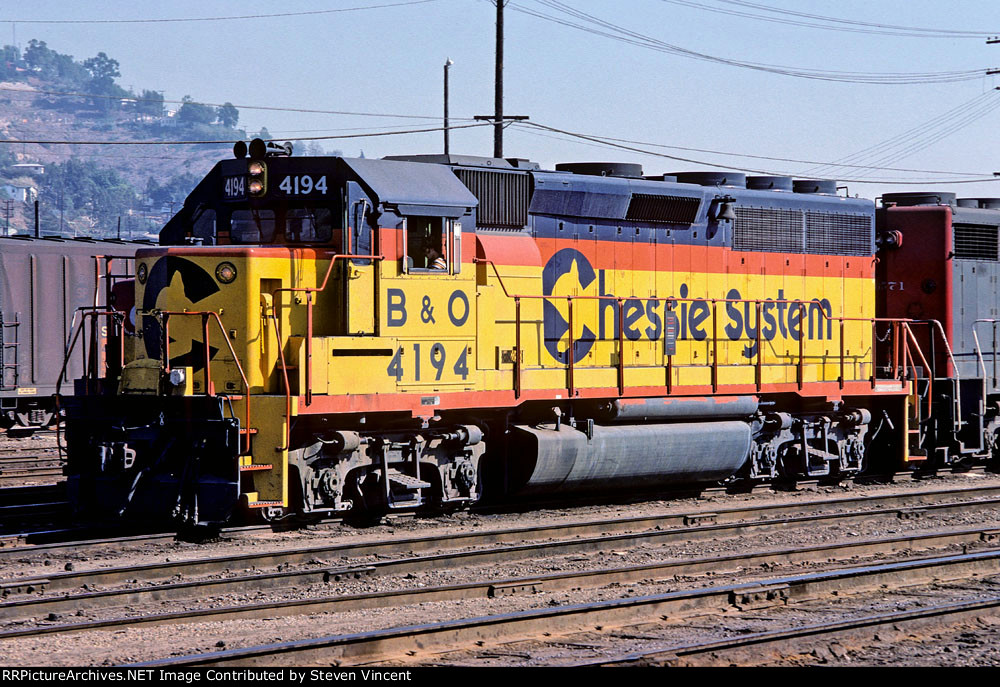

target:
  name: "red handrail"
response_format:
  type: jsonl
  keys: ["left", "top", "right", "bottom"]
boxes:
{"left": 144, "top": 309, "right": 253, "bottom": 454}
{"left": 474, "top": 257, "right": 934, "bottom": 399}
{"left": 269, "top": 252, "right": 385, "bottom": 406}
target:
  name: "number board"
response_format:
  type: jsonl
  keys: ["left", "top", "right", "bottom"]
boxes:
{"left": 222, "top": 175, "right": 247, "bottom": 200}
{"left": 277, "top": 175, "right": 328, "bottom": 196}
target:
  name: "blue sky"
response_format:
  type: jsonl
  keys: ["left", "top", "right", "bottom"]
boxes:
{"left": 4, "top": 0, "right": 1000, "bottom": 199}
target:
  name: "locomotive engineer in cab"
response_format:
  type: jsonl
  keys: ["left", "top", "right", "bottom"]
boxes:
{"left": 425, "top": 245, "right": 447, "bottom": 270}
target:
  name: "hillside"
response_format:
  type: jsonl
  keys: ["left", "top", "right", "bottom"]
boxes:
{"left": 0, "top": 41, "right": 265, "bottom": 239}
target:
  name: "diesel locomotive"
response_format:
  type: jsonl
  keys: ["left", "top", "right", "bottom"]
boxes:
{"left": 59, "top": 139, "right": 1000, "bottom": 525}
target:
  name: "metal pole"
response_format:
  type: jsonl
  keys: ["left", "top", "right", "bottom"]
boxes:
{"left": 33, "top": 199, "right": 38, "bottom": 238}
{"left": 444, "top": 58, "right": 453, "bottom": 155}
{"left": 494, "top": 0, "right": 504, "bottom": 158}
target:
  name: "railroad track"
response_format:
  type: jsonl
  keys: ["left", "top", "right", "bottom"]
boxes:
{"left": 129, "top": 546, "right": 1000, "bottom": 667}
{"left": 574, "top": 596, "right": 1000, "bottom": 667}
{"left": 4, "top": 484, "right": 1000, "bottom": 649}
{"left": 2, "top": 480, "right": 1000, "bottom": 559}
{"left": 0, "top": 447, "right": 64, "bottom": 487}
{"left": 0, "top": 500, "right": 70, "bottom": 531}
{"left": 0, "top": 466, "right": 989, "bottom": 545}
{"left": 3, "top": 522, "right": 999, "bottom": 642}
{"left": 0, "top": 470, "right": 64, "bottom": 487}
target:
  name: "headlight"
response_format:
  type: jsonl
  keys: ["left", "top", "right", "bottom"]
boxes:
{"left": 137, "top": 262, "right": 147, "bottom": 284}
{"left": 168, "top": 368, "right": 186, "bottom": 387}
{"left": 216, "top": 262, "right": 237, "bottom": 284}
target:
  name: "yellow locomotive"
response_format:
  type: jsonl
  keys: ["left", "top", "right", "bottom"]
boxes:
{"left": 63, "top": 143, "right": 923, "bottom": 525}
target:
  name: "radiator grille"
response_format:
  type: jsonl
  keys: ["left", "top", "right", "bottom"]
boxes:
{"left": 805, "top": 211, "right": 873, "bottom": 256}
{"left": 625, "top": 194, "right": 701, "bottom": 224}
{"left": 454, "top": 168, "right": 529, "bottom": 229}
{"left": 733, "top": 207, "right": 803, "bottom": 252}
{"left": 734, "top": 207, "right": 873, "bottom": 255}
{"left": 954, "top": 223, "right": 999, "bottom": 261}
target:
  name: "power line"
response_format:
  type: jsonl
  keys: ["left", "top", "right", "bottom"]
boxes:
{"left": 802, "top": 89, "right": 1000, "bottom": 176}
{"left": 520, "top": 124, "right": 990, "bottom": 176}
{"left": 0, "top": 122, "right": 492, "bottom": 146}
{"left": 1, "top": 1, "right": 441, "bottom": 24}
{"left": 512, "top": 121, "right": 1000, "bottom": 184}
{"left": 660, "top": 0, "right": 997, "bottom": 38}
{"left": 2, "top": 87, "right": 453, "bottom": 121}
{"left": 717, "top": 0, "right": 992, "bottom": 38}
{"left": 511, "top": 0, "right": 991, "bottom": 84}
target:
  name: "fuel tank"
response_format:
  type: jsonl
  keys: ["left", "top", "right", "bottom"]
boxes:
{"left": 507, "top": 420, "right": 751, "bottom": 495}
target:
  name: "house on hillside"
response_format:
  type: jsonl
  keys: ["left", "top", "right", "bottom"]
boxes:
{"left": 1, "top": 185, "right": 38, "bottom": 203}
{"left": 9, "top": 163, "right": 44, "bottom": 176}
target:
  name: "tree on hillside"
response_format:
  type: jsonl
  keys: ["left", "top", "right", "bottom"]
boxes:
{"left": 23, "top": 39, "right": 56, "bottom": 76}
{"left": 52, "top": 52, "right": 89, "bottom": 86}
{"left": 145, "top": 173, "right": 200, "bottom": 209}
{"left": 83, "top": 52, "right": 120, "bottom": 82}
{"left": 216, "top": 102, "right": 239, "bottom": 128}
{"left": 136, "top": 89, "right": 164, "bottom": 117}
{"left": 43, "top": 158, "right": 137, "bottom": 234}
{"left": 178, "top": 95, "right": 216, "bottom": 125}
{"left": 82, "top": 52, "right": 127, "bottom": 112}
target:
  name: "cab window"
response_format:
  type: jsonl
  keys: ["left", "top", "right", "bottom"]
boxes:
{"left": 405, "top": 216, "right": 447, "bottom": 271}
{"left": 231, "top": 209, "right": 277, "bottom": 243}
{"left": 191, "top": 207, "right": 217, "bottom": 244}
{"left": 285, "top": 207, "right": 334, "bottom": 243}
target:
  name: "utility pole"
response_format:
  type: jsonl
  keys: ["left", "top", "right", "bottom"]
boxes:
{"left": 494, "top": 0, "right": 504, "bottom": 158}
{"left": 475, "top": 0, "right": 528, "bottom": 159}
{"left": 444, "top": 58, "right": 453, "bottom": 155}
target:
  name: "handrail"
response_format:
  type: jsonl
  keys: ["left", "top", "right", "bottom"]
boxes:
{"left": 973, "top": 319, "right": 999, "bottom": 389}
{"left": 270, "top": 252, "right": 385, "bottom": 406}
{"left": 55, "top": 307, "right": 125, "bottom": 459}
{"left": 269, "top": 308, "right": 292, "bottom": 451}
{"left": 138, "top": 309, "right": 253, "bottom": 455}
{"left": 474, "top": 257, "right": 934, "bottom": 400}
{"left": 972, "top": 319, "right": 1000, "bottom": 434}
{"left": 902, "top": 323, "right": 934, "bottom": 420}
{"left": 56, "top": 307, "right": 125, "bottom": 395}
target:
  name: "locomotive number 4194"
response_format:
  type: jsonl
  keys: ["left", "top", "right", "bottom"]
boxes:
{"left": 278, "top": 175, "right": 328, "bottom": 195}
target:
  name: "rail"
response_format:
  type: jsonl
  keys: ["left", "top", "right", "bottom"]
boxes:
{"left": 56, "top": 308, "right": 125, "bottom": 395}
{"left": 973, "top": 319, "right": 1000, "bottom": 390}
{"left": 972, "top": 319, "right": 1000, "bottom": 434}
{"left": 475, "top": 257, "right": 936, "bottom": 412}
{"left": 55, "top": 307, "right": 126, "bottom": 458}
